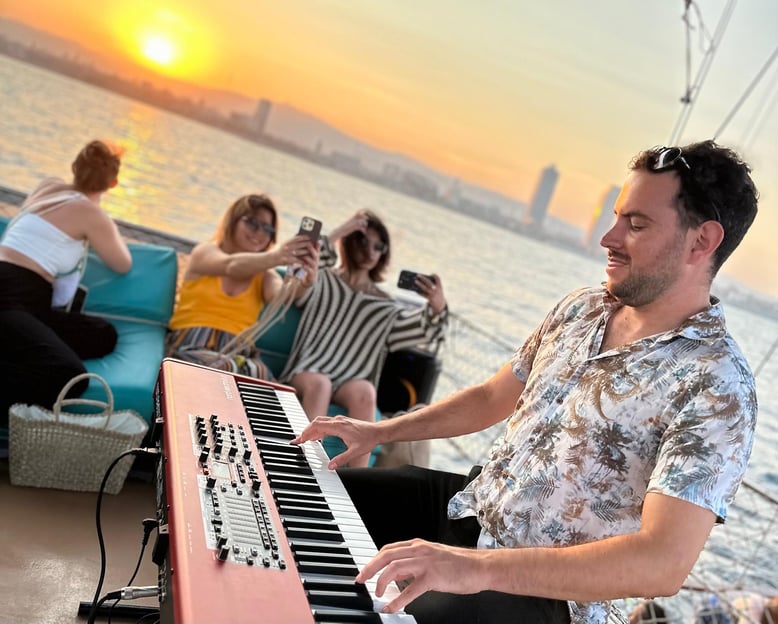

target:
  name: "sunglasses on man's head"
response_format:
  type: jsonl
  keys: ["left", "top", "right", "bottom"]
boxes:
{"left": 648, "top": 146, "right": 721, "bottom": 223}
{"left": 355, "top": 231, "right": 388, "bottom": 254}
{"left": 241, "top": 216, "right": 275, "bottom": 235}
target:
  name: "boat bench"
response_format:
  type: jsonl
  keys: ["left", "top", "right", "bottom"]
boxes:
{"left": 0, "top": 215, "right": 178, "bottom": 445}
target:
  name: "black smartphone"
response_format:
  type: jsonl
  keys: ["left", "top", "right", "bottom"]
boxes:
{"left": 65, "top": 284, "right": 89, "bottom": 313}
{"left": 397, "top": 270, "right": 435, "bottom": 294}
{"left": 296, "top": 216, "right": 322, "bottom": 257}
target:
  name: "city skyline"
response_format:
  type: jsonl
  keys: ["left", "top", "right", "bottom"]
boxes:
{"left": 0, "top": 1, "right": 776, "bottom": 297}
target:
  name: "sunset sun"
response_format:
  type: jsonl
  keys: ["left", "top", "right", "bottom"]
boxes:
{"left": 142, "top": 35, "right": 176, "bottom": 67}
{"left": 108, "top": 6, "right": 213, "bottom": 80}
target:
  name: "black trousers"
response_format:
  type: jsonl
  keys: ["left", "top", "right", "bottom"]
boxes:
{"left": 338, "top": 465, "right": 571, "bottom": 624}
{"left": 0, "top": 262, "right": 118, "bottom": 430}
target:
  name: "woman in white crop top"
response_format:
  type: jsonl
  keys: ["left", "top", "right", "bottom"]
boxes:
{"left": 0, "top": 139, "right": 132, "bottom": 430}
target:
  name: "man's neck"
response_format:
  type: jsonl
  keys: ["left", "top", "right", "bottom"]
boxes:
{"left": 601, "top": 287, "right": 711, "bottom": 353}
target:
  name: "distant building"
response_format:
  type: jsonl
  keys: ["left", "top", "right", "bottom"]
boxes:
{"left": 526, "top": 164, "right": 559, "bottom": 230}
{"left": 329, "top": 150, "right": 362, "bottom": 173}
{"left": 585, "top": 184, "right": 620, "bottom": 253}
{"left": 252, "top": 99, "right": 272, "bottom": 135}
{"left": 440, "top": 178, "right": 463, "bottom": 206}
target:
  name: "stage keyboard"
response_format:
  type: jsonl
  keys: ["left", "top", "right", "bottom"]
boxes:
{"left": 154, "top": 359, "right": 416, "bottom": 624}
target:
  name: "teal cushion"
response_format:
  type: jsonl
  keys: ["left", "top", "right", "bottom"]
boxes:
{"left": 256, "top": 304, "right": 303, "bottom": 379}
{"left": 0, "top": 215, "right": 8, "bottom": 235}
{"left": 80, "top": 320, "right": 168, "bottom": 423}
{"left": 83, "top": 243, "right": 178, "bottom": 324}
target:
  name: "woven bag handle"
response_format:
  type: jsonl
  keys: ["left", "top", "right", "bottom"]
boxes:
{"left": 54, "top": 373, "right": 115, "bottom": 430}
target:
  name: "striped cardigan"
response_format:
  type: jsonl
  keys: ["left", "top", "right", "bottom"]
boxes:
{"left": 279, "top": 245, "right": 447, "bottom": 391}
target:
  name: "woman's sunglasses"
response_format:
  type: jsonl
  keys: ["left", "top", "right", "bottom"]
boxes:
{"left": 241, "top": 216, "right": 275, "bottom": 235}
{"left": 648, "top": 146, "right": 721, "bottom": 223}
{"left": 355, "top": 231, "right": 388, "bottom": 255}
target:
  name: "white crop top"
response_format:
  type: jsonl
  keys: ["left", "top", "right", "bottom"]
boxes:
{"left": 0, "top": 191, "right": 86, "bottom": 277}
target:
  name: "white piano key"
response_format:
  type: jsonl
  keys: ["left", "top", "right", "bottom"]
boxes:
{"left": 275, "top": 390, "right": 409, "bottom": 607}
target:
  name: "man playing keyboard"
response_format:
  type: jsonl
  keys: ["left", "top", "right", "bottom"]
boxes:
{"left": 293, "top": 141, "right": 760, "bottom": 624}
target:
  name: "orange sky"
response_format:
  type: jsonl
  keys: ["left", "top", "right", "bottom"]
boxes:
{"left": 2, "top": 0, "right": 777, "bottom": 297}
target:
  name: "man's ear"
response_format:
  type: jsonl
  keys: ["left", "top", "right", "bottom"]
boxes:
{"left": 690, "top": 221, "right": 724, "bottom": 265}
{"left": 109, "top": 178, "right": 118, "bottom": 188}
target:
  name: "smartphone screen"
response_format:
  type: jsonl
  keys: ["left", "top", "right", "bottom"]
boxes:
{"left": 398, "top": 270, "right": 435, "bottom": 294}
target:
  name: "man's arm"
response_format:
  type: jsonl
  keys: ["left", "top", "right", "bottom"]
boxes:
{"left": 360, "top": 492, "right": 716, "bottom": 613}
{"left": 293, "top": 362, "right": 524, "bottom": 469}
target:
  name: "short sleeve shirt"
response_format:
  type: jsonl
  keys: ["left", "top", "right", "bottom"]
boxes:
{"left": 448, "top": 286, "right": 757, "bottom": 624}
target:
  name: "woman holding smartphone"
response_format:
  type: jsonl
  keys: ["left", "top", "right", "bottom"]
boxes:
{"left": 280, "top": 210, "right": 448, "bottom": 467}
{"left": 165, "top": 193, "right": 318, "bottom": 379}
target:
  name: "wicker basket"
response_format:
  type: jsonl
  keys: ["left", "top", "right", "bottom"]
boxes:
{"left": 8, "top": 373, "right": 149, "bottom": 494}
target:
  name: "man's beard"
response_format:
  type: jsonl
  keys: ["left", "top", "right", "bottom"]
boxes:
{"left": 608, "top": 234, "right": 685, "bottom": 307}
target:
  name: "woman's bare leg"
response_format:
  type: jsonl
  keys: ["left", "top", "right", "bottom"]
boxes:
{"left": 333, "top": 379, "right": 377, "bottom": 467}
{"left": 289, "top": 371, "right": 332, "bottom": 422}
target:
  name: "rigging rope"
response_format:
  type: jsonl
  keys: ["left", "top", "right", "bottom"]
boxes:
{"left": 669, "top": 0, "right": 737, "bottom": 145}
{"left": 740, "top": 66, "right": 778, "bottom": 151}
{"left": 714, "top": 46, "right": 778, "bottom": 140}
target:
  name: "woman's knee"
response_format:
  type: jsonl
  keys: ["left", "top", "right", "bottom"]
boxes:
{"left": 338, "top": 379, "right": 376, "bottom": 410}
{"left": 293, "top": 372, "right": 332, "bottom": 397}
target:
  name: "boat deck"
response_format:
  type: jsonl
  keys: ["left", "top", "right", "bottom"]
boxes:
{"left": 0, "top": 462, "right": 161, "bottom": 623}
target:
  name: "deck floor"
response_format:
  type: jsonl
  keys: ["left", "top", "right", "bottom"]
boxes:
{"left": 0, "top": 461, "right": 161, "bottom": 623}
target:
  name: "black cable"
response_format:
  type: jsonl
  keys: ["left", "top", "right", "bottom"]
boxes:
{"left": 87, "top": 447, "right": 159, "bottom": 624}
{"left": 106, "top": 519, "right": 159, "bottom": 624}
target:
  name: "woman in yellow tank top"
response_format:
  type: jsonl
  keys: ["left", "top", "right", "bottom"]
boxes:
{"left": 166, "top": 194, "right": 318, "bottom": 379}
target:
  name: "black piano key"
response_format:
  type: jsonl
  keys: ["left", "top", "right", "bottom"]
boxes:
{"left": 312, "top": 608, "right": 382, "bottom": 623}
{"left": 284, "top": 518, "right": 340, "bottom": 532}
{"left": 249, "top": 421, "right": 295, "bottom": 436}
{"left": 276, "top": 497, "right": 330, "bottom": 512}
{"left": 268, "top": 477, "right": 321, "bottom": 493}
{"left": 305, "top": 588, "right": 374, "bottom": 610}
{"left": 278, "top": 504, "right": 334, "bottom": 520}
{"left": 304, "top": 578, "right": 368, "bottom": 591}
{"left": 262, "top": 461, "right": 314, "bottom": 476}
{"left": 296, "top": 560, "right": 359, "bottom": 576}
{"left": 285, "top": 526, "right": 344, "bottom": 542}
{"left": 293, "top": 550, "right": 355, "bottom": 565}
{"left": 291, "top": 542, "right": 352, "bottom": 557}
{"left": 256, "top": 439, "right": 304, "bottom": 454}
{"left": 261, "top": 457, "right": 310, "bottom": 471}
{"left": 275, "top": 490, "right": 327, "bottom": 502}
{"left": 264, "top": 466, "right": 318, "bottom": 480}
{"left": 245, "top": 409, "right": 289, "bottom": 422}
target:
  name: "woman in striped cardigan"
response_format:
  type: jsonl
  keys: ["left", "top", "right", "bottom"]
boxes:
{"left": 280, "top": 210, "right": 448, "bottom": 467}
